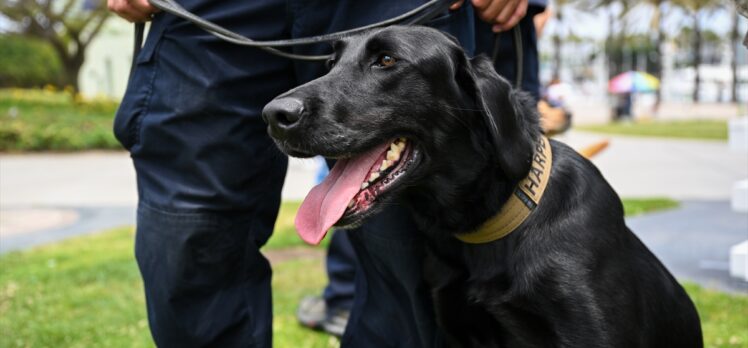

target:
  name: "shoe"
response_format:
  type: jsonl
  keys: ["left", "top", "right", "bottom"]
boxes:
{"left": 321, "top": 306, "right": 349, "bottom": 337}
{"left": 296, "top": 295, "right": 350, "bottom": 337}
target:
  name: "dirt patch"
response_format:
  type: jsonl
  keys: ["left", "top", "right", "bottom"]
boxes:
{"left": 0, "top": 208, "right": 79, "bottom": 236}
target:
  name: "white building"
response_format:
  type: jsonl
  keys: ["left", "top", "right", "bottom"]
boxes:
{"left": 79, "top": 18, "right": 135, "bottom": 100}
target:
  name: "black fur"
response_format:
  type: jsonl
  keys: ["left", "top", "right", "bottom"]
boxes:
{"left": 263, "top": 26, "right": 703, "bottom": 347}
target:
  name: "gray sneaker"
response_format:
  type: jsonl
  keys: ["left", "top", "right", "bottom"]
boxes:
{"left": 296, "top": 295, "right": 350, "bottom": 337}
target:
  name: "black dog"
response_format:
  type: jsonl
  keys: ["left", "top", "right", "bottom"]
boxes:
{"left": 263, "top": 26, "right": 702, "bottom": 347}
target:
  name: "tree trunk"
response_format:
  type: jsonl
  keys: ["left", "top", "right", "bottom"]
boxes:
{"left": 552, "top": 10, "right": 563, "bottom": 79}
{"left": 61, "top": 61, "right": 83, "bottom": 92}
{"left": 56, "top": 45, "right": 85, "bottom": 93}
{"left": 552, "top": 35, "right": 562, "bottom": 79}
{"left": 605, "top": 6, "right": 615, "bottom": 79}
{"left": 731, "top": 10, "right": 739, "bottom": 103}
{"left": 654, "top": 0, "right": 665, "bottom": 107}
{"left": 692, "top": 13, "right": 701, "bottom": 103}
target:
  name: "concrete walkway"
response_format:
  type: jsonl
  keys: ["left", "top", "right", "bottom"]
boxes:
{"left": 1, "top": 132, "right": 746, "bottom": 292}
{"left": 557, "top": 131, "right": 748, "bottom": 200}
{"left": 0, "top": 152, "right": 317, "bottom": 253}
{"left": 628, "top": 201, "right": 748, "bottom": 294}
{"left": 0, "top": 206, "right": 136, "bottom": 253}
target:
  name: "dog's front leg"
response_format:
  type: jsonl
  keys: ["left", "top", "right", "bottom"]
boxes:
{"left": 424, "top": 250, "right": 504, "bottom": 347}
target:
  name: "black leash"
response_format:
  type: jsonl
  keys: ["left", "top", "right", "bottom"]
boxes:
{"left": 132, "top": 0, "right": 523, "bottom": 88}
{"left": 511, "top": 27, "right": 524, "bottom": 89}
{"left": 134, "top": 0, "right": 454, "bottom": 61}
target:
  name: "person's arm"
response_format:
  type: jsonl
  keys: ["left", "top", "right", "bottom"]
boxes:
{"left": 107, "top": 0, "right": 158, "bottom": 22}
{"left": 451, "top": 0, "right": 529, "bottom": 32}
{"left": 533, "top": 7, "right": 551, "bottom": 37}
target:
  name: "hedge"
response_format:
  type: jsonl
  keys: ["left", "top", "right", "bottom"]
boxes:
{"left": 0, "top": 35, "right": 63, "bottom": 88}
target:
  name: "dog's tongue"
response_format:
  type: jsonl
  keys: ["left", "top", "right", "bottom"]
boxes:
{"left": 295, "top": 143, "right": 389, "bottom": 245}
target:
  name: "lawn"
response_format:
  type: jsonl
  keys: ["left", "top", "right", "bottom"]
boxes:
{"left": 576, "top": 119, "right": 728, "bottom": 141}
{"left": 0, "top": 227, "right": 335, "bottom": 348}
{"left": 0, "top": 88, "right": 120, "bottom": 152}
{"left": 621, "top": 197, "right": 679, "bottom": 217}
{"left": 1, "top": 199, "right": 743, "bottom": 348}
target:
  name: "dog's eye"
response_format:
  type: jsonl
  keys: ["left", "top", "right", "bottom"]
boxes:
{"left": 376, "top": 54, "right": 397, "bottom": 67}
{"left": 325, "top": 58, "right": 336, "bottom": 70}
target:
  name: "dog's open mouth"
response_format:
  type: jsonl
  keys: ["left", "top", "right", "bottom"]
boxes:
{"left": 295, "top": 138, "right": 417, "bottom": 244}
{"left": 341, "top": 138, "right": 414, "bottom": 220}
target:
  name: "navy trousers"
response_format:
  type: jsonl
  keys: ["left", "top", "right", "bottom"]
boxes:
{"left": 115, "top": 1, "right": 540, "bottom": 346}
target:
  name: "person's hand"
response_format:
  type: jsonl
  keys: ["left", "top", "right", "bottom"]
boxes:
{"left": 107, "top": 0, "right": 159, "bottom": 23}
{"left": 450, "top": 0, "right": 529, "bottom": 32}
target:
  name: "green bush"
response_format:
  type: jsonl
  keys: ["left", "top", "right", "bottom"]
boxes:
{"left": 0, "top": 35, "right": 63, "bottom": 88}
{"left": 0, "top": 89, "right": 121, "bottom": 152}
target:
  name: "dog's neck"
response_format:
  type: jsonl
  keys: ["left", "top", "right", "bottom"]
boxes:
{"left": 405, "top": 130, "right": 523, "bottom": 241}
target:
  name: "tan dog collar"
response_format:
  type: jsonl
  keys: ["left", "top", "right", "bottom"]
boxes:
{"left": 455, "top": 136, "right": 553, "bottom": 244}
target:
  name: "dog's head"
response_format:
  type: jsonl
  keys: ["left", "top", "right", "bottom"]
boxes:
{"left": 263, "top": 26, "right": 539, "bottom": 244}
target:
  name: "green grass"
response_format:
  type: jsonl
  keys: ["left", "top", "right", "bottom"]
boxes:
{"left": 0, "top": 228, "right": 152, "bottom": 347}
{"left": 684, "top": 283, "right": 748, "bottom": 347}
{"left": 273, "top": 258, "right": 339, "bottom": 348}
{"left": 0, "top": 199, "right": 741, "bottom": 347}
{"left": 577, "top": 119, "right": 728, "bottom": 141}
{"left": 621, "top": 197, "right": 679, "bottom": 217}
{"left": 0, "top": 89, "right": 121, "bottom": 152}
{"left": 0, "top": 227, "right": 335, "bottom": 348}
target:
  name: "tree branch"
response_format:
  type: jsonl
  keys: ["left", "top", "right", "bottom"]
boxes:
{"left": 59, "top": 0, "right": 78, "bottom": 18}
{"left": 82, "top": 12, "right": 110, "bottom": 47}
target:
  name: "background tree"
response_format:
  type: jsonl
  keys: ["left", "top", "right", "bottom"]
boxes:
{"left": 673, "top": 0, "right": 720, "bottom": 103}
{"left": 551, "top": 0, "right": 574, "bottom": 80}
{"left": 577, "top": 0, "right": 634, "bottom": 78}
{"left": 730, "top": 8, "right": 739, "bottom": 103}
{"left": 648, "top": 0, "right": 668, "bottom": 107}
{"left": 0, "top": 0, "right": 111, "bottom": 92}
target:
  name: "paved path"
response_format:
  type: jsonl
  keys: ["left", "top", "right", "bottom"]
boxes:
{"left": 1, "top": 132, "right": 746, "bottom": 292}
{"left": 0, "top": 152, "right": 317, "bottom": 253}
{"left": 558, "top": 131, "right": 748, "bottom": 200}
{"left": 628, "top": 201, "right": 748, "bottom": 294}
{"left": 0, "top": 206, "right": 135, "bottom": 253}
{"left": 566, "top": 100, "right": 741, "bottom": 125}
{"left": 1, "top": 151, "right": 137, "bottom": 207}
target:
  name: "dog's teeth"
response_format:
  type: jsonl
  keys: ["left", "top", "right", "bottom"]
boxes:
{"left": 398, "top": 137, "right": 406, "bottom": 143}
{"left": 369, "top": 172, "right": 380, "bottom": 182}
{"left": 361, "top": 182, "right": 369, "bottom": 189}
{"left": 347, "top": 200, "right": 355, "bottom": 208}
{"left": 386, "top": 150, "right": 400, "bottom": 162}
{"left": 380, "top": 160, "right": 389, "bottom": 171}
{"left": 390, "top": 143, "right": 400, "bottom": 152}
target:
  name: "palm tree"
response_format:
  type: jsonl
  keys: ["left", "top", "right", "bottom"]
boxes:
{"left": 672, "top": 0, "right": 721, "bottom": 103}
{"left": 648, "top": 0, "right": 668, "bottom": 107}
{"left": 576, "top": 0, "right": 635, "bottom": 78}
{"left": 551, "top": 0, "right": 573, "bottom": 80}
{"left": 730, "top": 8, "right": 740, "bottom": 103}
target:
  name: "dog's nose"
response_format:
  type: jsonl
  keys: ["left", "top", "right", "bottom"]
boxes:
{"left": 262, "top": 97, "right": 305, "bottom": 133}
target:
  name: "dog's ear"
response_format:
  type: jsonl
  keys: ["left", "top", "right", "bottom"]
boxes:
{"left": 459, "top": 55, "right": 540, "bottom": 181}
